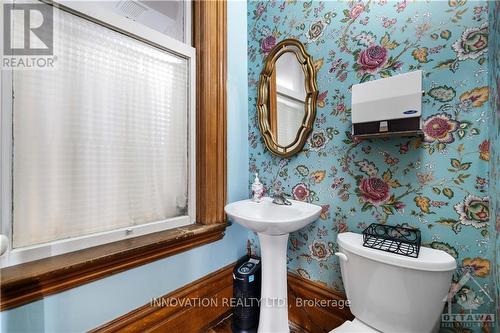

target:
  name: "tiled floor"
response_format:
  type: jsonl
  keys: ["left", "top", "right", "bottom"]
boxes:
{"left": 206, "top": 313, "right": 305, "bottom": 333}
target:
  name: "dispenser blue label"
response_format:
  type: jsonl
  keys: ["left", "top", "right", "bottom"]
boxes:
{"left": 249, "top": 275, "right": 254, "bottom": 283}
{"left": 403, "top": 110, "right": 418, "bottom": 115}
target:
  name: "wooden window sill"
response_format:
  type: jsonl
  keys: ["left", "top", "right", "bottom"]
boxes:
{"left": 0, "top": 223, "right": 227, "bottom": 311}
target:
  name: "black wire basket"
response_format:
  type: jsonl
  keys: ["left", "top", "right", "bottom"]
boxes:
{"left": 362, "top": 223, "right": 421, "bottom": 258}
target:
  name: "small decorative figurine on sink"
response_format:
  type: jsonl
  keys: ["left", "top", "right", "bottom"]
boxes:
{"left": 251, "top": 173, "right": 265, "bottom": 202}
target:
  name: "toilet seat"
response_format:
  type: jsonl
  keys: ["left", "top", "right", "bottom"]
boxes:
{"left": 329, "top": 318, "right": 380, "bottom": 333}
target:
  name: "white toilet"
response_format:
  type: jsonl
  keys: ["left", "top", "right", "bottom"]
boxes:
{"left": 331, "top": 232, "right": 456, "bottom": 333}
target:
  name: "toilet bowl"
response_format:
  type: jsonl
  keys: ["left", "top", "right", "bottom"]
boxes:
{"left": 330, "top": 232, "right": 456, "bottom": 333}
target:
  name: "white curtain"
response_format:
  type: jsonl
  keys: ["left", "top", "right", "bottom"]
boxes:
{"left": 12, "top": 5, "right": 189, "bottom": 248}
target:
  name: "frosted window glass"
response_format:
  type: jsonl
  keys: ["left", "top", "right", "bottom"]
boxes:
{"left": 12, "top": 6, "right": 190, "bottom": 248}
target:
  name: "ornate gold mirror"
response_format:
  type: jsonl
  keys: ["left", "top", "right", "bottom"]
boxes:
{"left": 257, "top": 39, "right": 318, "bottom": 158}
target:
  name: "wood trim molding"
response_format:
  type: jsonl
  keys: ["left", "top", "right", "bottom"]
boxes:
{"left": 193, "top": 0, "right": 227, "bottom": 225}
{"left": 1, "top": 0, "right": 229, "bottom": 311}
{"left": 269, "top": 70, "right": 278, "bottom": 136}
{"left": 288, "top": 273, "right": 354, "bottom": 332}
{"left": 90, "top": 265, "right": 353, "bottom": 333}
{"left": 0, "top": 224, "right": 226, "bottom": 311}
{"left": 90, "top": 262, "right": 234, "bottom": 333}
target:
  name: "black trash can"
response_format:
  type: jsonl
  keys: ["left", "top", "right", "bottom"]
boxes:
{"left": 232, "top": 256, "right": 261, "bottom": 333}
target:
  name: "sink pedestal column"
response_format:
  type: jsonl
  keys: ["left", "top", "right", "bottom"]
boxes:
{"left": 257, "top": 232, "right": 290, "bottom": 333}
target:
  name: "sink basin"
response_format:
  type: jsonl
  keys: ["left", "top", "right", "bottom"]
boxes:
{"left": 225, "top": 197, "right": 321, "bottom": 333}
{"left": 224, "top": 197, "right": 322, "bottom": 235}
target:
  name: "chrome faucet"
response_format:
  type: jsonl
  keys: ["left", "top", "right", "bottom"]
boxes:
{"left": 272, "top": 192, "right": 292, "bottom": 205}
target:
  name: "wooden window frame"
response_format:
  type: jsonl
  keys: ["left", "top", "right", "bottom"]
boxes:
{"left": 0, "top": 0, "right": 227, "bottom": 311}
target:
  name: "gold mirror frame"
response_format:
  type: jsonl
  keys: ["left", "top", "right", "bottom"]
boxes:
{"left": 257, "top": 39, "right": 318, "bottom": 158}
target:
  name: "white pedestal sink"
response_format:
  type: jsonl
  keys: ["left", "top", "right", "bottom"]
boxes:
{"left": 225, "top": 197, "right": 321, "bottom": 333}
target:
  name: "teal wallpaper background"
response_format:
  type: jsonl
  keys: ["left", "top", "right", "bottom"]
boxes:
{"left": 246, "top": 1, "right": 496, "bottom": 331}
{"left": 487, "top": 0, "right": 499, "bottom": 329}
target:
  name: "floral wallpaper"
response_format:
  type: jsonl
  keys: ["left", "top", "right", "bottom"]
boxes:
{"left": 487, "top": 0, "right": 500, "bottom": 329}
{"left": 246, "top": 1, "right": 496, "bottom": 332}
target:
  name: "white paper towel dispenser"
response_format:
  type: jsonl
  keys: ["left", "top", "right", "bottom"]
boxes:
{"left": 351, "top": 70, "right": 423, "bottom": 138}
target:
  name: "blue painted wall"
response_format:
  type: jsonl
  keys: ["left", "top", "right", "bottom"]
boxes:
{"left": 0, "top": 230, "right": 248, "bottom": 333}
{"left": 227, "top": 0, "right": 250, "bottom": 203}
{"left": 0, "top": 1, "right": 249, "bottom": 332}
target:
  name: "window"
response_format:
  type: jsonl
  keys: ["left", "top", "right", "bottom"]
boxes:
{"left": 0, "top": 1, "right": 195, "bottom": 267}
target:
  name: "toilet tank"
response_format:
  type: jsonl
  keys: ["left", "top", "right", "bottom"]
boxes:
{"left": 337, "top": 232, "right": 456, "bottom": 333}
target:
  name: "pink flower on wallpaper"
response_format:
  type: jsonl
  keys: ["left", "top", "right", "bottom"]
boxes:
{"left": 337, "top": 222, "right": 348, "bottom": 233}
{"left": 349, "top": 3, "right": 365, "bottom": 19}
{"left": 395, "top": 0, "right": 408, "bottom": 13}
{"left": 292, "top": 183, "right": 311, "bottom": 201}
{"left": 422, "top": 113, "right": 459, "bottom": 143}
{"left": 261, "top": 35, "right": 276, "bottom": 54}
{"left": 357, "top": 45, "right": 388, "bottom": 74}
{"left": 336, "top": 103, "right": 346, "bottom": 113}
{"left": 358, "top": 177, "right": 390, "bottom": 205}
{"left": 382, "top": 17, "right": 397, "bottom": 28}
{"left": 394, "top": 202, "right": 406, "bottom": 210}
{"left": 398, "top": 142, "right": 409, "bottom": 154}
{"left": 393, "top": 61, "right": 403, "bottom": 70}
{"left": 431, "top": 201, "right": 448, "bottom": 208}
{"left": 255, "top": 3, "right": 265, "bottom": 18}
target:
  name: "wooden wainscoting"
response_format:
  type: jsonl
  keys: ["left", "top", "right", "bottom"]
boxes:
{"left": 288, "top": 273, "right": 354, "bottom": 333}
{"left": 91, "top": 264, "right": 352, "bottom": 333}
{"left": 90, "top": 263, "right": 234, "bottom": 333}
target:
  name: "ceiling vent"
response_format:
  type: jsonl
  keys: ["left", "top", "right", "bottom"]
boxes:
{"left": 115, "top": 0, "right": 148, "bottom": 20}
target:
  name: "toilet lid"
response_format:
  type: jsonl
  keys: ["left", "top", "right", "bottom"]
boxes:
{"left": 337, "top": 232, "right": 456, "bottom": 272}
{"left": 329, "top": 319, "right": 379, "bottom": 333}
